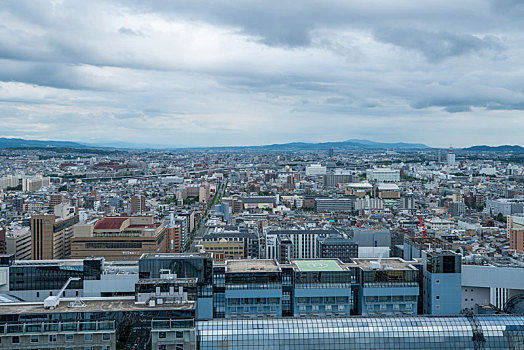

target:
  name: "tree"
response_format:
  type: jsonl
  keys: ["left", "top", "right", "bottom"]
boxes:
{"left": 496, "top": 213, "right": 506, "bottom": 223}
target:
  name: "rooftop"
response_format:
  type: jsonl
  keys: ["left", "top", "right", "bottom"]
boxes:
{"left": 226, "top": 259, "right": 280, "bottom": 273}
{"left": 354, "top": 258, "right": 417, "bottom": 271}
{"left": 94, "top": 217, "right": 128, "bottom": 230}
{"left": 293, "top": 259, "right": 344, "bottom": 272}
{"left": 0, "top": 298, "right": 194, "bottom": 315}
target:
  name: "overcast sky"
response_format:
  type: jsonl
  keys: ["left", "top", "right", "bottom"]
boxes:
{"left": 1, "top": 0, "right": 523, "bottom": 147}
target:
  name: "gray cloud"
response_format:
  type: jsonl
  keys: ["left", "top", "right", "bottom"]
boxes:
{"left": 374, "top": 28, "right": 504, "bottom": 62}
{"left": 0, "top": 0, "right": 522, "bottom": 147}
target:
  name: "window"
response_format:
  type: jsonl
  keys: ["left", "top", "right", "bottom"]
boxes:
{"left": 159, "top": 345, "right": 167, "bottom": 350}
{"left": 175, "top": 331, "right": 183, "bottom": 338}
{"left": 436, "top": 296, "right": 440, "bottom": 300}
{"left": 85, "top": 346, "right": 92, "bottom": 350}
{"left": 176, "top": 344, "right": 184, "bottom": 350}
{"left": 436, "top": 280, "right": 440, "bottom": 284}
{"left": 12, "top": 336, "right": 20, "bottom": 344}
{"left": 49, "top": 334, "right": 57, "bottom": 342}
{"left": 30, "top": 335, "right": 39, "bottom": 343}
{"left": 36, "top": 292, "right": 40, "bottom": 298}
{"left": 65, "top": 334, "right": 74, "bottom": 342}
{"left": 102, "top": 333, "right": 111, "bottom": 341}
{"left": 84, "top": 333, "right": 93, "bottom": 341}
{"left": 159, "top": 332, "right": 167, "bottom": 339}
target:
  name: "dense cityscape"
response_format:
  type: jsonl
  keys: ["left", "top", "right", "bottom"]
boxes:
{"left": 0, "top": 145, "right": 524, "bottom": 348}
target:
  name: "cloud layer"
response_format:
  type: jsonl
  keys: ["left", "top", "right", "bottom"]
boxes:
{"left": 0, "top": 0, "right": 523, "bottom": 147}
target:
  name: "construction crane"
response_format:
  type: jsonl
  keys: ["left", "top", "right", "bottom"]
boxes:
{"left": 44, "top": 277, "right": 81, "bottom": 309}
{"left": 357, "top": 209, "right": 377, "bottom": 228}
{"left": 418, "top": 217, "right": 427, "bottom": 238}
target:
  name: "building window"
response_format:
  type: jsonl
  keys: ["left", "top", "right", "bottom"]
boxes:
{"left": 85, "top": 346, "right": 92, "bottom": 350}
{"left": 102, "top": 333, "right": 111, "bottom": 341}
{"left": 176, "top": 331, "right": 183, "bottom": 338}
{"left": 49, "top": 334, "right": 57, "bottom": 342}
{"left": 84, "top": 333, "right": 93, "bottom": 341}
{"left": 436, "top": 296, "right": 440, "bottom": 300}
{"left": 36, "top": 292, "right": 40, "bottom": 298}
{"left": 159, "top": 345, "right": 167, "bottom": 350}
{"left": 159, "top": 332, "right": 167, "bottom": 339}
{"left": 12, "top": 336, "right": 20, "bottom": 344}
{"left": 436, "top": 280, "right": 440, "bottom": 284}
{"left": 176, "top": 344, "right": 184, "bottom": 350}
{"left": 30, "top": 335, "right": 39, "bottom": 343}
{"left": 65, "top": 334, "right": 74, "bottom": 342}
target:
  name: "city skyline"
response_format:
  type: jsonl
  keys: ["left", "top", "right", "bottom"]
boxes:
{"left": 1, "top": 0, "right": 524, "bottom": 147}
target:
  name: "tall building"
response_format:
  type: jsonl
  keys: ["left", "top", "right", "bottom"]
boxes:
{"left": 5, "top": 227, "right": 32, "bottom": 260}
{"left": 422, "top": 250, "right": 462, "bottom": 315}
{"left": 49, "top": 194, "right": 65, "bottom": 209}
{"left": 446, "top": 147, "right": 456, "bottom": 166}
{"left": 508, "top": 215, "right": 524, "bottom": 253}
{"left": 22, "top": 175, "right": 50, "bottom": 192}
{"left": 130, "top": 195, "right": 146, "bottom": 214}
{"left": 31, "top": 212, "right": 78, "bottom": 260}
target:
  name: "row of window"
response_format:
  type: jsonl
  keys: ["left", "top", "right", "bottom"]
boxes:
{"left": 3, "top": 332, "right": 111, "bottom": 344}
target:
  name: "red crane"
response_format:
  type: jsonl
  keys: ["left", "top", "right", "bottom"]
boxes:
{"left": 418, "top": 217, "right": 427, "bottom": 238}
{"left": 357, "top": 209, "right": 377, "bottom": 228}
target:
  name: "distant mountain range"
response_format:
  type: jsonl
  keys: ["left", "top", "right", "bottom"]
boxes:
{"left": 209, "top": 139, "right": 430, "bottom": 151}
{"left": 0, "top": 137, "right": 87, "bottom": 149}
{"left": 462, "top": 145, "right": 524, "bottom": 153}
{"left": 0, "top": 137, "right": 523, "bottom": 152}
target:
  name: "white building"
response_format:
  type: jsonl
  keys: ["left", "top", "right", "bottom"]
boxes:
{"left": 366, "top": 168, "right": 400, "bottom": 182}
{"left": 305, "top": 164, "right": 327, "bottom": 176}
{"left": 462, "top": 257, "right": 524, "bottom": 310}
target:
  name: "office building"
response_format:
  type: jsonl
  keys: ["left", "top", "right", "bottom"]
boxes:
{"left": 446, "top": 147, "right": 456, "bottom": 166}
{"left": 422, "top": 250, "right": 462, "bottom": 315}
{"left": 71, "top": 216, "right": 167, "bottom": 260}
{"left": 314, "top": 198, "right": 353, "bottom": 213}
{"left": 323, "top": 171, "right": 357, "bottom": 188}
{"left": 131, "top": 194, "right": 146, "bottom": 214}
{"left": 5, "top": 227, "right": 32, "bottom": 260}
{"left": 31, "top": 212, "right": 79, "bottom": 260}
{"left": 291, "top": 259, "right": 353, "bottom": 317}
{"left": 316, "top": 236, "right": 358, "bottom": 262}
{"left": 265, "top": 229, "right": 339, "bottom": 260}
{"left": 366, "top": 168, "right": 400, "bottom": 182}
{"left": 354, "top": 258, "right": 419, "bottom": 315}
{"left": 508, "top": 215, "right": 524, "bottom": 253}
{"left": 223, "top": 260, "right": 282, "bottom": 318}
{"left": 305, "top": 164, "right": 327, "bottom": 176}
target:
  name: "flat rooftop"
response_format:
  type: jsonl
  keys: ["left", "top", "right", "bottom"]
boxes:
{"left": 226, "top": 259, "right": 280, "bottom": 273}
{"left": 354, "top": 258, "right": 417, "bottom": 271}
{"left": 0, "top": 298, "right": 194, "bottom": 315}
{"left": 293, "top": 259, "right": 344, "bottom": 272}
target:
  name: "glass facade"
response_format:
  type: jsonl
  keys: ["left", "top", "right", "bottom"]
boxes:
{"left": 9, "top": 264, "right": 83, "bottom": 291}
{"left": 197, "top": 316, "right": 524, "bottom": 350}
{"left": 139, "top": 254, "right": 213, "bottom": 285}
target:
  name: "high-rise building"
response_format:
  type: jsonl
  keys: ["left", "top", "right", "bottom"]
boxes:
{"left": 422, "top": 250, "right": 462, "bottom": 315}
{"left": 130, "top": 195, "right": 146, "bottom": 214}
{"left": 31, "top": 212, "right": 78, "bottom": 260}
{"left": 49, "top": 194, "right": 64, "bottom": 209}
{"left": 508, "top": 215, "right": 524, "bottom": 253}
{"left": 446, "top": 147, "right": 456, "bottom": 166}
